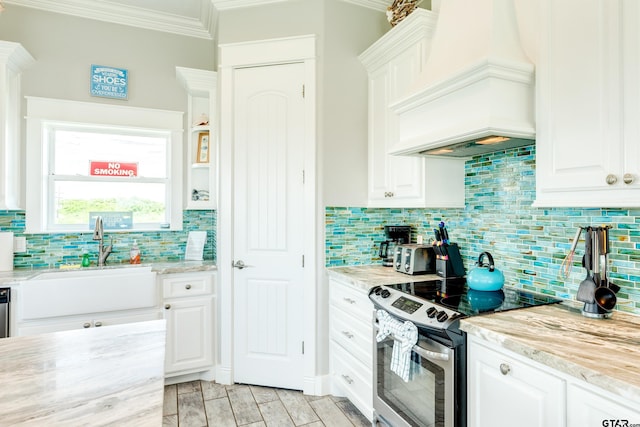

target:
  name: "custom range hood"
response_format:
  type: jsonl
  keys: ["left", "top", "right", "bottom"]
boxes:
{"left": 389, "top": 0, "right": 535, "bottom": 158}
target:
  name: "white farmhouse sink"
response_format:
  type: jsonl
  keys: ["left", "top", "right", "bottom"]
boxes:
{"left": 19, "top": 266, "right": 157, "bottom": 321}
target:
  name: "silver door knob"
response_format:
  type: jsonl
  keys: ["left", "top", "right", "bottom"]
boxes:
{"left": 623, "top": 173, "right": 635, "bottom": 185}
{"left": 94, "top": 321, "right": 102, "bottom": 327}
{"left": 233, "top": 260, "right": 246, "bottom": 269}
{"left": 606, "top": 174, "right": 618, "bottom": 185}
{"left": 83, "top": 322, "right": 91, "bottom": 328}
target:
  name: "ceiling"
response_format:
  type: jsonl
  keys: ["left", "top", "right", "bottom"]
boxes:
{"left": 4, "top": 0, "right": 391, "bottom": 40}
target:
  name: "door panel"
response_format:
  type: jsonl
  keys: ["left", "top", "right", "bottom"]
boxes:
{"left": 233, "top": 63, "right": 305, "bottom": 389}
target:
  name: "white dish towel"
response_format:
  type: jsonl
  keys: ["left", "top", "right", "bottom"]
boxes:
{"left": 376, "top": 309, "right": 418, "bottom": 382}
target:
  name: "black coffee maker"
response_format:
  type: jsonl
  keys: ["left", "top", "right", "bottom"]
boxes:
{"left": 379, "top": 225, "right": 411, "bottom": 267}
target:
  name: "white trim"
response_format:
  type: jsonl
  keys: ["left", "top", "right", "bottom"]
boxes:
{"left": 4, "top": 0, "right": 216, "bottom": 40}
{"left": 211, "top": 0, "right": 286, "bottom": 10}
{"left": 24, "top": 96, "right": 184, "bottom": 233}
{"left": 218, "top": 35, "right": 317, "bottom": 394}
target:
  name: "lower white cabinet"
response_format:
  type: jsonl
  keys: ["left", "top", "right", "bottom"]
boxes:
{"left": 16, "top": 310, "right": 161, "bottom": 336}
{"left": 468, "top": 335, "right": 640, "bottom": 427}
{"left": 161, "top": 272, "right": 215, "bottom": 377}
{"left": 567, "top": 383, "right": 640, "bottom": 427}
{"left": 328, "top": 277, "right": 374, "bottom": 420}
{"left": 467, "top": 336, "right": 565, "bottom": 427}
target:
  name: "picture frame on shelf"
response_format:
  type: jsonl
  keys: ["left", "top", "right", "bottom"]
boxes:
{"left": 196, "top": 132, "right": 210, "bottom": 163}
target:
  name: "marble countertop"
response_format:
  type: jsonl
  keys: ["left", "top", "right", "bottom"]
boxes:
{"left": 0, "top": 319, "right": 166, "bottom": 425}
{"left": 460, "top": 304, "right": 640, "bottom": 403}
{"left": 327, "top": 265, "right": 640, "bottom": 403}
{"left": 0, "top": 260, "right": 217, "bottom": 285}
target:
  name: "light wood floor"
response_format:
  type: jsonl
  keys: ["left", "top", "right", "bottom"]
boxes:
{"left": 163, "top": 380, "right": 371, "bottom": 427}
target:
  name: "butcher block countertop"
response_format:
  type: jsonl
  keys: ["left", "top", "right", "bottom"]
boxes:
{"left": 0, "top": 320, "right": 166, "bottom": 426}
{"left": 327, "top": 265, "right": 640, "bottom": 403}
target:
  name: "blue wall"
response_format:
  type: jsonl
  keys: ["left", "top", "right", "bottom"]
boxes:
{"left": 0, "top": 210, "right": 216, "bottom": 268}
{"left": 326, "top": 145, "right": 640, "bottom": 314}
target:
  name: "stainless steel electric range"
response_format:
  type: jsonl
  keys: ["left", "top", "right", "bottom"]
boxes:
{"left": 369, "top": 278, "right": 562, "bottom": 427}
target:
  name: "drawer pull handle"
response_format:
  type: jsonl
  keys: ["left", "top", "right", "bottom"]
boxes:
{"left": 343, "top": 297, "right": 356, "bottom": 304}
{"left": 94, "top": 321, "right": 102, "bottom": 327}
{"left": 341, "top": 331, "right": 354, "bottom": 339}
{"left": 185, "top": 284, "right": 192, "bottom": 290}
{"left": 500, "top": 363, "right": 511, "bottom": 375}
{"left": 341, "top": 374, "right": 354, "bottom": 384}
{"left": 83, "top": 322, "right": 91, "bottom": 328}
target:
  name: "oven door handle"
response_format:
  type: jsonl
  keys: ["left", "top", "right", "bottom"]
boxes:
{"left": 375, "top": 325, "right": 450, "bottom": 362}
{"left": 412, "top": 343, "right": 450, "bottom": 362}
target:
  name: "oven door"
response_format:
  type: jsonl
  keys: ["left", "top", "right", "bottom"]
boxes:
{"left": 373, "top": 327, "right": 455, "bottom": 427}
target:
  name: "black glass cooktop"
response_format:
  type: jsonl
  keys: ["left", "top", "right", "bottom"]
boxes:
{"left": 386, "top": 279, "right": 562, "bottom": 317}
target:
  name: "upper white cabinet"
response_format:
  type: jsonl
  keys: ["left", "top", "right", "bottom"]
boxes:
{"left": 535, "top": 0, "right": 640, "bottom": 207}
{"left": 176, "top": 67, "right": 217, "bottom": 210}
{"left": 0, "top": 41, "right": 34, "bottom": 210}
{"left": 359, "top": 10, "right": 465, "bottom": 208}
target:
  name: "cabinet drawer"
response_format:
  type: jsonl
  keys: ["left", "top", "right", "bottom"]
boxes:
{"left": 329, "top": 279, "right": 373, "bottom": 321}
{"left": 331, "top": 342, "right": 373, "bottom": 419}
{"left": 330, "top": 307, "right": 373, "bottom": 365}
{"left": 162, "top": 274, "right": 213, "bottom": 298}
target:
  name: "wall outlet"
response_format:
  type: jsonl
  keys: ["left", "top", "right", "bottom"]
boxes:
{"left": 14, "top": 236, "right": 27, "bottom": 253}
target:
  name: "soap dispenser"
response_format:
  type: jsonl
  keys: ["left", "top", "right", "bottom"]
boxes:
{"left": 130, "top": 240, "right": 141, "bottom": 264}
{"left": 81, "top": 251, "right": 91, "bottom": 267}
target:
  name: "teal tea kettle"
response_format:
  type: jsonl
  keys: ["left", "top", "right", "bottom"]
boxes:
{"left": 467, "top": 252, "right": 505, "bottom": 291}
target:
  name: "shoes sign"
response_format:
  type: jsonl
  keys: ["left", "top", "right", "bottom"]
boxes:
{"left": 90, "top": 64, "right": 128, "bottom": 100}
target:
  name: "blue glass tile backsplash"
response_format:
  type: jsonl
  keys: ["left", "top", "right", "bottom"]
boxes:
{"left": 0, "top": 210, "right": 216, "bottom": 268}
{"left": 326, "top": 145, "right": 640, "bottom": 314}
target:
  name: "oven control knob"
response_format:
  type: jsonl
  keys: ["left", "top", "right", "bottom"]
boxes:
{"left": 380, "top": 289, "right": 391, "bottom": 298}
{"left": 426, "top": 307, "right": 438, "bottom": 318}
{"left": 374, "top": 287, "right": 382, "bottom": 295}
{"left": 436, "top": 311, "right": 449, "bottom": 322}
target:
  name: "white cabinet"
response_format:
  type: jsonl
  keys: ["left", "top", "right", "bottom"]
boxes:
{"left": 359, "top": 10, "right": 465, "bottom": 208}
{"left": 17, "top": 311, "right": 162, "bottom": 336}
{"left": 468, "top": 334, "right": 640, "bottom": 427}
{"left": 535, "top": 0, "right": 640, "bottom": 207}
{"left": 161, "top": 272, "right": 215, "bottom": 378}
{"left": 467, "top": 336, "right": 565, "bottom": 427}
{"left": 0, "top": 41, "right": 34, "bottom": 210}
{"left": 568, "top": 383, "right": 640, "bottom": 427}
{"left": 176, "top": 67, "right": 217, "bottom": 210}
{"left": 329, "top": 277, "right": 374, "bottom": 420}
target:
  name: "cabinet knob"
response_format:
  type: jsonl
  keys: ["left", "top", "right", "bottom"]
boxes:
{"left": 499, "top": 363, "right": 511, "bottom": 375}
{"left": 185, "top": 284, "right": 192, "bottom": 290}
{"left": 341, "top": 331, "right": 354, "bottom": 339}
{"left": 165, "top": 304, "right": 171, "bottom": 310}
{"left": 606, "top": 174, "right": 618, "bottom": 185}
{"left": 623, "top": 173, "right": 635, "bottom": 184}
{"left": 384, "top": 192, "right": 395, "bottom": 198}
{"left": 341, "top": 374, "right": 354, "bottom": 384}
{"left": 343, "top": 297, "right": 356, "bottom": 305}
{"left": 94, "top": 321, "right": 102, "bottom": 327}
{"left": 83, "top": 322, "right": 91, "bottom": 328}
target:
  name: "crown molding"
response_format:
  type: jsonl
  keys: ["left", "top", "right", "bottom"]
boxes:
{"left": 211, "top": 0, "right": 287, "bottom": 11}
{"left": 4, "top": 0, "right": 216, "bottom": 40}
{"left": 3, "top": 0, "right": 392, "bottom": 38}
{"left": 341, "top": 0, "right": 389, "bottom": 12}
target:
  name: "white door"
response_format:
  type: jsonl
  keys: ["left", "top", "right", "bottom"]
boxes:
{"left": 232, "top": 63, "right": 306, "bottom": 389}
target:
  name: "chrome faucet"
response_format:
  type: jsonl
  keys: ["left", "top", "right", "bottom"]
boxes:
{"left": 92, "top": 216, "right": 113, "bottom": 266}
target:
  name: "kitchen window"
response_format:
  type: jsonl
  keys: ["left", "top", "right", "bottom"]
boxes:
{"left": 25, "top": 97, "right": 183, "bottom": 233}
